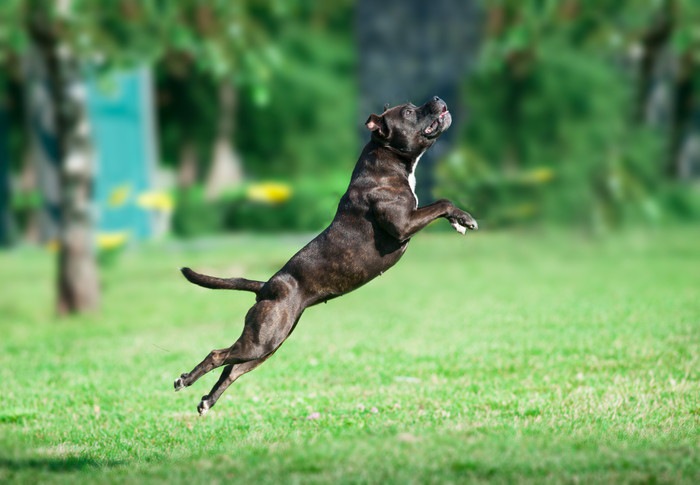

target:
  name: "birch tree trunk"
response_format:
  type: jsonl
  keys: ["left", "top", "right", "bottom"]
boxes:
{"left": 28, "top": 8, "right": 100, "bottom": 315}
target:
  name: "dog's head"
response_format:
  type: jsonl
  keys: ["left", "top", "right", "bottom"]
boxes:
{"left": 365, "top": 96, "right": 452, "bottom": 156}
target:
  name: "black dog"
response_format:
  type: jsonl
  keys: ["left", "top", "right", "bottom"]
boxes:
{"left": 175, "top": 96, "right": 477, "bottom": 415}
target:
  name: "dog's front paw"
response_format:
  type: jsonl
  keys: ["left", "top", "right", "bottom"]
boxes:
{"left": 448, "top": 213, "right": 477, "bottom": 234}
{"left": 450, "top": 220, "right": 467, "bottom": 235}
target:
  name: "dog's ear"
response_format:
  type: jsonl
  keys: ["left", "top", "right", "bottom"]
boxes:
{"left": 365, "top": 113, "right": 390, "bottom": 139}
{"left": 383, "top": 103, "right": 390, "bottom": 112}
{"left": 365, "top": 114, "right": 382, "bottom": 131}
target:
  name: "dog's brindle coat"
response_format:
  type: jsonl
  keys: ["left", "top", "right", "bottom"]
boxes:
{"left": 175, "top": 96, "right": 477, "bottom": 415}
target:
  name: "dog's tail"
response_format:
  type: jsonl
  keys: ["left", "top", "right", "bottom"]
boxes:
{"left": 180, "top": 267, "right": 264, "bottom": 294}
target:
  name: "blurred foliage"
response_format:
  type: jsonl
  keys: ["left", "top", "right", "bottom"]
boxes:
{"left": 3, "top": 0, "right": 290, "bottom": 81}
{"left": 437, "top": 0, "right": 700, "bottom": 230}
{"left": 161, "top": 7, "right": 356, "bottom": 235}
{"left": 157, "top": 18, "right": 356, "bottom": 178}
{"left": 235, "top": 25, "right": 356, "bottom": 179}
{"left": 3, "top": 0, "right": 700, "bottom": 237}
{"left": 95, "top": 231, "right": 129, "bottom": 267}
{"left": 222, "top": 174, "right": 348, "bottom": 233}
{"left": 173, "top": 173, "right": 348, "bottom": 237}
{"left": 1, "top": 0, "right": 356, "bottom": 236}
{"left": 0, "top": 1, "right": 27, "bottom": 60}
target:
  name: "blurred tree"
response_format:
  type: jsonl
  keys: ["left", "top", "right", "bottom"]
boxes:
{"left": 437, "top": 0, "right": 700, "bottom": 229}
{"left": 205, "top": 81, "right": 243, "bottom": 199}
{"left": 0, "top": 62, "right": 37, "bottom": 243}
{"left": 26, "top": 3, "right": 100, "bottom": 314}
{"left": 0, "top": 1, "right": 27, "bottom": 245}
{"left": 0, "top": 96, "right": 11, "bottom": 246}
{"left": 1, "top": 0, "right": 291, "bottom": 314}
{"left": 636, "top": 0, "right": 700, "bottom": 178}
{"left": 168, "top": 1, "right": 357, "bottom": 236}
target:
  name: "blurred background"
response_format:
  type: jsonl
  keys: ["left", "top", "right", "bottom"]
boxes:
{"left": 0, "top": 0, "right": 699, "bottom": 313}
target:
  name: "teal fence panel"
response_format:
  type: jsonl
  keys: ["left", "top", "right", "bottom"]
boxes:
{"left": 88, "top": 68, "right": 157, "bottom": 241}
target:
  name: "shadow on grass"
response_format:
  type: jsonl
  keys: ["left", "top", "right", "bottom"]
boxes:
{"left": 0, "top": 456, "right": 126, "bottom": 474}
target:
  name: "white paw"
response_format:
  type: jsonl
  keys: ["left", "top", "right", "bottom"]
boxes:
{"left": 174, "top": 377, "right": 185, "bottom": 391}
{"left": 197, "top": 400, "right": 210, "bottom": 416}
{"left": 450, "top": 221, "right": 467, "bottom": 235}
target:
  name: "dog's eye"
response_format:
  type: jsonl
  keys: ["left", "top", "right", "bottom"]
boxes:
{"left": 403, "top": 109, "right": 414, "bottom": 118}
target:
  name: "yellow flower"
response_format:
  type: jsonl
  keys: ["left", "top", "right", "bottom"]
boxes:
{"left": 108, "top": 185, "right": 131, "bottom": 207}
{"left": 45, "top": 239, "right": 60, "bottom": 253}
{"left": 96, "top": 232, "right": 129, "bottom": 251}
{"left": 523, "top": 167, "right": 555, "bottom": 184}
{"left": 137, "top": 191, "right": 175, "bottom": 212}
{"left": 246, "top": 182, "right": 293, "bottom": 205}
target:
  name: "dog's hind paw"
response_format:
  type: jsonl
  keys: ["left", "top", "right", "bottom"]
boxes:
{"left": 197, "top": 397, "right": 210, "bottom": 416}
{"left": 174, "top": 373, "right": 188, "bottom": 391}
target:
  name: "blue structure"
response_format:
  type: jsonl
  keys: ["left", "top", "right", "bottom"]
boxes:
{"left": 88, "top": 68, "right": 157, "bottom": 241}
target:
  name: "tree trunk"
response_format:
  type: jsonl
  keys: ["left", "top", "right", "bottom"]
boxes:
{"left": 28, "top": 7, "right": 100, "bottom": 315}
{"left": 635, "top": 0, "right": 694, "bottom": 178}
{"left": 204, "top": 81, "right": 243, "bottom": 200}
{"left": 670, "top": 53, "right": 698, "bottom": 179}
{"left": 177, "top": 139, "right": 198, "bottom": 189}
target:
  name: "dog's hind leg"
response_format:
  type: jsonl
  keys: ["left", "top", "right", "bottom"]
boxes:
{"left": 175, "top": 276, "right": 303, "bottom": 392}
{"left": 197, "top": 307, "right": 305, "bottom": 414}
{"left": 174, "top": 345, "right": 237, "bottom": 391}
{"left": 196, "top": 356, "right": 272, "bottom": 415}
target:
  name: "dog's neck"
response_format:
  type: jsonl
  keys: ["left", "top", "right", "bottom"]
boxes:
{"left": 367, "top": 141, "right": 424, "bottom": 174}
{"left": 354, "top": 142, "right": 427, "bottom": 199}
{"left": 368, "top": 142, "right": 424, "bottom": 207}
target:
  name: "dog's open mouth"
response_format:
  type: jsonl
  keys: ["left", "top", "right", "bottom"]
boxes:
{"left": 423, "top": 107, "right": 450, "bottom": 137}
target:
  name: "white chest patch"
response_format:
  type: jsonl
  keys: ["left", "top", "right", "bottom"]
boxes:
{"left": 408, "top": 172, "right": 417, "bottom": 207}
{"left": 408, "top": 152, "right": 423, "bottom": 208}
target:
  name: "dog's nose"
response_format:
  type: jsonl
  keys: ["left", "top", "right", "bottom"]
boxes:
{"left": 433, "top": 96, "right": 442, "bottom": 103}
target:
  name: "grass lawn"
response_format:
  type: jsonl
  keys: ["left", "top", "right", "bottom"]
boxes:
{"left": 0, "top": 227, "right": 698, "bottom": 483}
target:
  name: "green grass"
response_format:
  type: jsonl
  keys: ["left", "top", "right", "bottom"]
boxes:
{"left": 1, "top": 227, "right": 698, "bottom": 483}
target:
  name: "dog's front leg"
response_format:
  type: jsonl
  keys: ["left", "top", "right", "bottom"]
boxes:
{"left": 372, "top": 197, "right": 477, "bottom": 241}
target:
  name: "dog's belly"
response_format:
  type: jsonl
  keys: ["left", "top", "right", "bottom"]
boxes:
{"left": 280, "top": 221, "right": 408, "bottom": 305}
